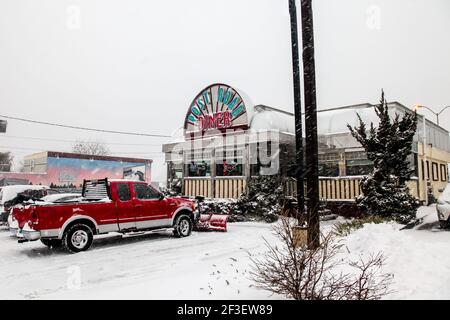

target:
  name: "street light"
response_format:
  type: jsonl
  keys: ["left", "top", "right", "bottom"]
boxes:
{"left": 414, "top": 105, "right": 450, "bottom": 126}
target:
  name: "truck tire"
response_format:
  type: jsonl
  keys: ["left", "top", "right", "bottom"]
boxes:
{"left": 440, "top": 220, "right": 449, "bottom": 229}
{"left": 173, "top": 214, "right": 193, "bottom": 238}
{"left": 41, "top": 239, "right": 62, "bottom": 249}
{"left": 63, "top": 223, "right": 94, "bottom": 253}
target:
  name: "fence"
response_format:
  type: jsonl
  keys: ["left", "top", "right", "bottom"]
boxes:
{"left": 184, "top": 177, "right": 246, "bottom": 199}
{"left": 184, "top": 176, "right": 421, "bottom": 201}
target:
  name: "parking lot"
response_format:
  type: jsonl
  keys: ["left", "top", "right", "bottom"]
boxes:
{"left": 0, "top": 222, "right": 279, "bottom": 300}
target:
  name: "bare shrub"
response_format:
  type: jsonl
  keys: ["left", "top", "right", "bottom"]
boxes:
{"left": 250, "top": 217, "right": 393, "bottom": 300}
{"left": 72, "top": 140, "right": 110, "bottom": 156}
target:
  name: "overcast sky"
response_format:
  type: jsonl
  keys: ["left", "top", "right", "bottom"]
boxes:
{"left": 1, "top": 0, "right": 450, "bottom": 180}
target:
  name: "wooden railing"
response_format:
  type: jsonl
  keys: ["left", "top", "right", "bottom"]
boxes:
{"left": 183, "top": 177, "right": 246, "bottom": 199}
{"left": 285, "top": 177, "right": 363, "bottom": 201}
{"left": 285, "top": 177, "right": 420, "bottom": 201}
{"left": 184, "top": 176, "right": 421, "bottom": 201}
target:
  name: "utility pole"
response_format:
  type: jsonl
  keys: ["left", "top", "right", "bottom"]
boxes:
{"left": 288, "top": 0, "right": 305, "bottom": 221}
{"left": 300, "top": 0, "right": 320, "bottom": 249}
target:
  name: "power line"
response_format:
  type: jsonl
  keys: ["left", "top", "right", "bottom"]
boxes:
{"left": 0, "top": 114, "right": 172, "bottom": 138}
{"left": 0, "top": 145, "right": 164, "bottom": 155}
{"left": 0, "top": 134, "right": 163, "bottom": 147}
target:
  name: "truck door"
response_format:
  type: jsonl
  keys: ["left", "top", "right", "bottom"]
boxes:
{"left": 132, "top": 183, "right": 170, "bottom": 229}
{"left": 116, "top": 182, "right": 137, "bottom": 231}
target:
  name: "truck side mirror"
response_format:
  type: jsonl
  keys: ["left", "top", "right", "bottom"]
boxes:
{"left": 159, "top": 193, "right": 165, "bottom": 201}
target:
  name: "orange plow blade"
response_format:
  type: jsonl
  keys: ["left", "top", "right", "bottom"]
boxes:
{"left": 194, "top": 213, "right": 228, "bottom": 232}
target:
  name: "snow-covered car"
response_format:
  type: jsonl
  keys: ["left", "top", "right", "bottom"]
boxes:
{"left": 0, "top": 185, "right": 49, "bottom": 225}
{"left": 437, "top": 184, "right": 450, "bottom": 228}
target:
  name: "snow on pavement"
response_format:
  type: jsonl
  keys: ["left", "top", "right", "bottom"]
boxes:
{"left": 0, "top": 205, "right": 449, "bottom": 299}
{"left": 0, "top": 222, "right": 281, "bottom": 300}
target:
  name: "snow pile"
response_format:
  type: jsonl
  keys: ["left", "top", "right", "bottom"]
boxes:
{"left": 0, "top": 185, "right": 49, "bottom": 205}
{"left": 342, "top": 219, "right": 450, "bottom": 299}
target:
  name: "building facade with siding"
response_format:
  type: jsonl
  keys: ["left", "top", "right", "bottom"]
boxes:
{"left": 0, "top": 151, "right": 152, "bottom": 187}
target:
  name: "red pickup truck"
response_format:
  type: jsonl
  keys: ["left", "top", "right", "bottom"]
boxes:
{"left": 14, "top": 179, "right": 198, "bottom": 253}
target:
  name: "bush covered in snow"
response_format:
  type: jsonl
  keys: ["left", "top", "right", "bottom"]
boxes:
{"left": 250, "top": 217, "right": 393, "bottom": 300}
{"left": 348, "top": 91, "right": 419, "bottom": 223}
{"left": 199, "top": 176, "right": 283, "bottom": 222}
{"left": 199, "top": 199, "right": 245, "bottom": 222}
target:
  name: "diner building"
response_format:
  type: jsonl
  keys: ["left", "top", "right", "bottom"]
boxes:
{"left": 162, "top": 83, "right": 450, "bottom": 204}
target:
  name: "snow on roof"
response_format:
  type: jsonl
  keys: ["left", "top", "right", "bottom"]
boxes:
{"left": 248, "top": 102, "right": 448, "bottom": 136}
{"left": 317, "top": 104, "right": 378, "bottom": 135}
{"left": 167, "top": 101, "right": 449, "bottom": 152}
{"left": 250, "top": 105, "right": 295, "bottom": 134}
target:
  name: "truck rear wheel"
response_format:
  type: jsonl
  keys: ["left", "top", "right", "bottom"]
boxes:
{"left": 41, "top": 239, "right": 62, "bottom": 249}
{"left": 63, "top": 224, "right": 94, "bottom": 253}
{"left": 173, "top": 214, "right": 193, "bottom": 238}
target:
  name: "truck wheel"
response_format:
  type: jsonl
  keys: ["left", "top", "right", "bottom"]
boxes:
{"left": 173, "top": 214, "right": 193, "bottom": 238}
{"left": 63, "top": 224, "right": 94, "bottom": 253}
{"left": 41, "top": 239, "right": 62, "bottom": 249}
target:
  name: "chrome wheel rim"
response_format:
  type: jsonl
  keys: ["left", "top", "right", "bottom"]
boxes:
{"left": 180, "top": 219, "right": 190, "bottom": 235}
{"left": 71, "top": 230, "right": 88, "bottom": 249}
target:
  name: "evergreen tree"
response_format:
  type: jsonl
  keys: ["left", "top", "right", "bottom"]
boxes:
{"left": 347, "top": 91, "right": 419, "bottom": 223}
{"left": 235, "top": 175, "right": 284, "bottom": 222}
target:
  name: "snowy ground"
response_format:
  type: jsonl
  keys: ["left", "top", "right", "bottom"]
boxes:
{"left": 344, "top": 205, "right": 450, "bottom": 300}
{"left": 0, "top": 205, "right": 449, "bottom": 300}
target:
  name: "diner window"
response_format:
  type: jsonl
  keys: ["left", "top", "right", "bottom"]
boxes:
{"left": 421, "top": 160, "right": 425, "bottom": 180}
{"left": 432, "top": 162, "right": 439, "bottom": 181}
{"left": 184, "top": 149, "right": 212, "bottom": 177}
{"left": 250, "top": 142, "right": 276, "bottom": 176}
{"left": 185, "top": 161, "right": 211, "bottom": 177}
{"left": 441, "top": 164, "right": 448, "bottom": 182}
{"left": 427, "top": 161, "right": 430, "bottom": 180}
{"left": 318, "top": 162, "right": 339, "bottom": 177}
{"left": 250, "top": 159, "right": 262, "bottom": 176}
{"left": 319, "top": 153, "right": 340, "bottom": 162}
{"left": 346, "top": 159, "right": 374, "bottom": 176}
{"left": 412, "top": 154, "right": 419, "bottom": 178}
{"left": 216, "top": 147, "right": 244, "bottom": 177}
{"left": 168, "top": 162, "right": 183, "bottom": 179}
{"left": 345, "top": 151, "right": 367, "bottom": 160}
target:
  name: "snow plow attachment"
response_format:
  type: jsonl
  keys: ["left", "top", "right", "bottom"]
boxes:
{"left": 195, "top": 213, "right": 229, "bottom": 232}
{"left": 193, "top": 195, "right": 229, "bottom": 232}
